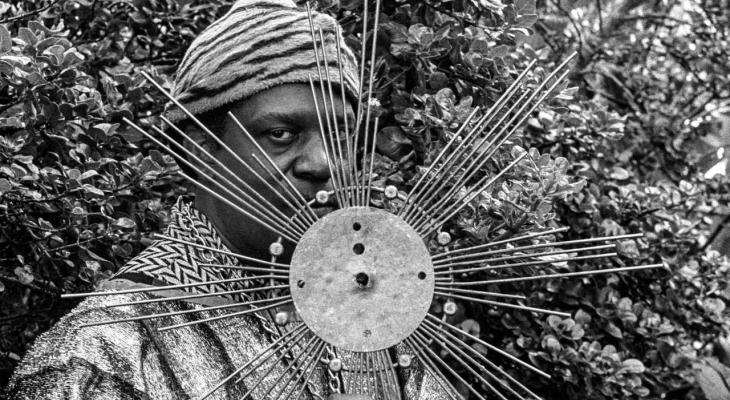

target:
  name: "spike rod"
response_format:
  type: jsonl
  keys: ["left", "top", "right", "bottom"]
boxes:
{"left": 123, "top": 118, "right": 301, "bottom": 241}
{"left": 420, "top": 323, "right": 532, "bottom": 400}
{"left": 248, "top": 153, "right": 317, "bottom": 227}
{"left": 152, "top": 234, "right": 289, "bottom": 269}
{"left": 400, "top": 59, "right": 538, "bottom": 218}
{"left": 413, "top": 151, "right": 528, "bottom": 232}
{"left": 383, "top": 350, "right": 403, "bottom": 400}
{"left": 137, "top": 71, "right": 318, "bottom": 225}
{"left": 422, "top": 318, "right": 542, "bottom": 399}
{"left": 199, "top": 263, "right": 292, "bottom": 274}
{"left": 398, "top": 106, "right": 480, "bottom": 216}
{"left": 242, "top": 335, "right": 321, "bottom": 399}
{"left": 318, "top": 26, "right": 353, "bottom": 208}
{"left": 426, "top": 314, "right": 551, "bottom": 379}
{"left": 412, "top": 332, "right": 487, "bottom": 400}
{"left": 403, "top": 83, "right": 535, "bottom": 225}
{"left": 232, "top": 325, "right": 310, "bottom": 385}
{"left": 154, "top": 119, "right": 309, "bottom": 234}
{"left": 434, "top": 248, "right": 617, "bottom": 273}
{"left": 161, "top": 116, "right": 314, "bottom": 229}
{"left": 432, "top": 227, "right": 570, "bottom": 260}
{"left": 365, "top": 117, "right": 379, "bottom": 206}
{"left": 403, "top": 337, "right": 462, "bottom": 400}
{"left": 449, "top": 263, "right": 666, "bottom": 286}
{"left": 434, "top": 233, "right": 643, "bottom": 266}
{"left": 103, "top": 284, "right": 289, "bottom": 309}
{"left": 415, "top": 329, "right": 503, "bottom": 400}
{"left": 418, "top": 152, "right": 528, "bottom": 236}
{"left": 306, "top": 7, "right": 345, "bottom": 208}
{"left": 81, "top": 294, "right": 291, "bottom": 328}
{"left": 449, "top": 252, "right": 617, "bottom": 275}
{"left": 62, "top": 274, "right": 286, "bottom": 299}
{"left": 145, "top": 72, "right": 317, "bottom": 228}
{"left": 227, "top": 112, "right": 319, "bottom": 221}
{"left": 434, "top": 291, "right": 570, "bottom": 317}
{"left": 178, "top": 170, "right": 301, "bottom": 242}
{"left": 334, "top": 24, "right": 357, "bottom": 205}
{"left": 378, "top": 350, "right": 401, "bottom": 400}
{"left": 292, "top": 343, "right": 329, "bottom": 400}
{"left": 411, "top": 58, "right": 577, "bottom": 230}
{"left": 196, "top": 324, "right": 308, "bottom": 400}
{"left": 279, "top": 340, "right": 327, "bottom": 400}
{"left": 157, "top": 297, "right": 292, "bottom": 332}
{"left": 413, "top": 64, "right": 571, "bottom": 232}
{"left": 432, "top": 286, "right": 526, "bottom": 300}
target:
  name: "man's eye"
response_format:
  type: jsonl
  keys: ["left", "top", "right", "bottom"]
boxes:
{"left": 266, "top": 129, "right": 297, "bottom": 145}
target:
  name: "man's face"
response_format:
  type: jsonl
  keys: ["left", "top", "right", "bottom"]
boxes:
{"left": 194, "top": 83, "right": 356, "bottom": 261}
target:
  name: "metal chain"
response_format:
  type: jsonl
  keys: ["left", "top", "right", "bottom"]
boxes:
{"left": 325, "top": 344, "right": 343, "bottom": 394}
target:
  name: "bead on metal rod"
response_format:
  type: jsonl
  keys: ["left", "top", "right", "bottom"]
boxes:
{"left": 82, "top": 294, "right": 291, "bottom": 328}
{"left": 153, "top": 234, "right": 289, "bottom": 269}
{"left": 434, "top": 233, "right": 643, "bottom": 266}
{"left": 434, "top": 248, "right": 616, "bottom": 273}
{"left": 123, "top": 118, "right": 301, "bottom": 241}
{"left": 157, "top": 297, "right": 292, "bottom": 332}
{"left": 450, "top": 263, "right": 666, "bottom": 286}
{"left": 61, "top": 274, "right": 286, "bottom": 299}
{"left": 434, "top": 291, "right": 571, "bottom": 317}
{"left": 318, "top": 26, "right": 353, "bottom": 208}
{"left": 103, "top": 285, "right": 289, "bottom": 309}
{"left": 227, "top": 112, "right": 319, "bottom": 221}
{"left": 155, "top": 118, "right": 309, "bottom": 234}
{"left": 432, "top": 286, "right": 526, "bottom": 300}
{"left": 432, "top": 227, "right": 570, "bottom": 260}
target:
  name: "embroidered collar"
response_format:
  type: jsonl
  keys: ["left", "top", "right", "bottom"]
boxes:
{"left": 113, "top": 199, "right": 245, "bottom": 297}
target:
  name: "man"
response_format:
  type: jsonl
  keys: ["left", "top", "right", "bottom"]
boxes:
{"left": 6, "top": 0, "right": 447, "bottom": 399}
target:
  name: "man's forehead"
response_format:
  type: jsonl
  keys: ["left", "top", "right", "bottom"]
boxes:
{"left": 233, "top": 83, "right": 356, "bottom": 122}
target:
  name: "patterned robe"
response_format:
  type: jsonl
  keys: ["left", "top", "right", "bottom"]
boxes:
{"left": 6, "top": 201, "right": 448, "bottom": 399}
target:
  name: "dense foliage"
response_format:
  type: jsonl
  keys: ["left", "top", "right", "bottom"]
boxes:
{"left": 1, "top": 0, "right": 729, "bottom": 398}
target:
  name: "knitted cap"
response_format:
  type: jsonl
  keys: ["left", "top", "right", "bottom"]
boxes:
{"left": 166, "top": 0, "right": 360, "bottom": 123}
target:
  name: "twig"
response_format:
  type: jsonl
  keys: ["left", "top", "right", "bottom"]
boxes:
{"left": 701, "top": 213, "right": 730, "bottom": 252}
{"left": 0, "top": 0, "right": 65, "bottom": 24}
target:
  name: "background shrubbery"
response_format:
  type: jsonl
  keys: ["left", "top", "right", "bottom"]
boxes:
{"left": 1, "top": 0, "right": 729, "bottom": 398}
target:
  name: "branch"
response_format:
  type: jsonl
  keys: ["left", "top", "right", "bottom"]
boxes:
{"left": 701, "top": 213, "right": 730, "bottom": 252}
{"left": 0, "top": 0, "right": 65, "bottom": 24}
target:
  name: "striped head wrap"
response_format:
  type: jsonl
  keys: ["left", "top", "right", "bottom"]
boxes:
{"left": 167, "top": 0, "right": 360, "bottom": 123}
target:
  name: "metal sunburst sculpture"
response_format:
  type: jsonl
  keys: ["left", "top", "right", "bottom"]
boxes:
{"left": 62, "top": 2, "right": 662, "bottom": 399}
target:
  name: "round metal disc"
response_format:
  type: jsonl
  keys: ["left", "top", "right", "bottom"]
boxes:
{"left": 290, "top": 207, "right": 434, "bottom": 352}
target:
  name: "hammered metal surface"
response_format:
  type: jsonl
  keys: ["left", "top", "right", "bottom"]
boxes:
{"left": 290, "top": 207, "right": 434, "bottom": 352}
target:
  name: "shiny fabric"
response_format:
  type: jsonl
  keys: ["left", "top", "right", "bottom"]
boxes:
{"left": 7, "top": 201, "right": 451, "bottom": 399}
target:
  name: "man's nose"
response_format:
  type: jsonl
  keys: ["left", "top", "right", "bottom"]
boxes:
{"left": 291, "top": 131, "right": 332, "bottom": 185}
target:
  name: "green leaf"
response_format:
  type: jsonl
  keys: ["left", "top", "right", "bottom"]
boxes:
{"left": 621, "top": 358, "right": 646, "bottom": 374}
{"left": 0, "top": 25, "right": 11, "bottom": 53}
{"left": 0, "top": 178, "right": 11, "bottom": 194}
{"left": 696, "top": 361, "right": 730, "bottom": 400}
{"left": 113, "top": 217, "right": 136, "bottom": 229}
{"left": 605, "top": 322, "right": 623, "bottom": 338}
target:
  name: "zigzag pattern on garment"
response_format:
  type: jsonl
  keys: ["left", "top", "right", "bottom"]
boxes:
{"left": 114, "top": 199, "right": 244, "bottom": 299}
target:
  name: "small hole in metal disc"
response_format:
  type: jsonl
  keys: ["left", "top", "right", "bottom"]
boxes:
{"left": 353, "top": 222, "right": 361, "bottom": 231}
{"left": 418, "top": 271, "right": 426, "bottom": 280}
{"left": 355, "top": 272, "right": 369, "bottom": 287}
{"left": 353, "top": 243, "right": 365, "bottom": 254}
{"left": 297, "top": 280, "right": 306, "bottom": 288}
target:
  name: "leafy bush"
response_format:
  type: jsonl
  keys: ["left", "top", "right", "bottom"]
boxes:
{"left": 1, "top": 0, "right": 729, "bottom": 399}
